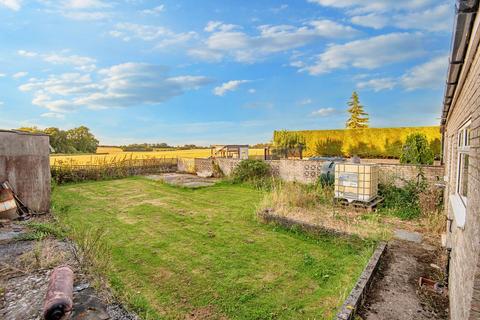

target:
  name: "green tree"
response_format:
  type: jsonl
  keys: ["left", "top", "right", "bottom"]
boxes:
{"left": 66, "top": 126, "right": 99, "bottom": 153}
{"left": 43, "top": 127, "right": 71, "bottom": 154}
{"left": 400, "top": 133, "right": 434, "bottom": 165}
{"left": 346, "top": 91, "right": 369, "bottom": 129}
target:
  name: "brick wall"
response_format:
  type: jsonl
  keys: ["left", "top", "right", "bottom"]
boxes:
{"left": 443, "top": 11, "right": 480, "bottom": 319}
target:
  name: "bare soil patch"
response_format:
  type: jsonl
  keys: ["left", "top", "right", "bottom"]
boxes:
{"left": 358, "top": 240, "right": 448, "bottom": 320}
{"left": 147, "top": 173, "right": 219, "bottom": 188}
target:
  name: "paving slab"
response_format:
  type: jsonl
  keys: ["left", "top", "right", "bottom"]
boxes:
{"left": 394, "top": 229, "right": 423, "bottom": 243}
{"left": 146, "top": 173, "right": 219, "bottom": 188}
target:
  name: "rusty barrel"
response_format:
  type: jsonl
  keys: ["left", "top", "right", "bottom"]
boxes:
{"left": 0, "top": 188, "right": 18, "bottom": 220}
{"left": 43, "top": 266, "right": 74, "bottom": 320}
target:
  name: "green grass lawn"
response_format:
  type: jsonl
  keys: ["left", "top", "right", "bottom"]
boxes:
{"left": 52, "top": 177, "right": 375, "bottom": 320}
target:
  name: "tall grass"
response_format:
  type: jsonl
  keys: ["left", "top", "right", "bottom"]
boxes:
{"left": 51, "top": 157, "right": 177, "bottom": 184}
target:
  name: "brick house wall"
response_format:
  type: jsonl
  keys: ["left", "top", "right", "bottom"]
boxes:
{"left": 442, "top": 5, "right": 480, "bottom": 319}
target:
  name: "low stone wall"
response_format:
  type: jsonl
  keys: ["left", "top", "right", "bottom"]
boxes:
{"left": 216, "top": 158, "right": 241, "bottom": 176}
{"left": 377, "top": 164, "right": 444, "bottom": 187}
{"left": 194, "top": 158, "right": 213, "bottom": 174}
{"left": 184, "top": 158, "right": 444, "bottom": 188}
{"left": 267, "top": 160, "right": 327, "bottom": 184}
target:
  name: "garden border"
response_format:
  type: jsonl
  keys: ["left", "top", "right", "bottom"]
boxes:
{"left": 336, "top": 241, "right": 387, "bottom": 320}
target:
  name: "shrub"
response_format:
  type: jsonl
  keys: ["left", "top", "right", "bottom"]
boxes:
{"left": 400, "top": 133, "right": 435, "bottom": 165}
{"left": 231, "top": 160, "right": 271, "bottom": 187}
{"left": 377, "top": 177, "right": 430, "bottom": 220}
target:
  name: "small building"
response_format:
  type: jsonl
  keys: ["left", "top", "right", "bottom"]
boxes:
{"left": 441, "top": 1, "right": 480, "bottom": 319}
{"left": 0, "top": 130, "right": 51, "bottom": 213}
{"left": 211, "top": 145, "right": 249, "bottom": 160}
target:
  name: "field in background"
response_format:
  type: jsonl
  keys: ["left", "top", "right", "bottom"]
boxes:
{"left": 53, "top": 177, "right": 374, "bottom": 319}
{"left": 51, "top": 148, "right": 266, "bottom": 166}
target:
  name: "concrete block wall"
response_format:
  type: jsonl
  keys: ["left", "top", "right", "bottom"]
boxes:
{"left": 200, "top": 158, "right": 444, "bottom": 188}
{"left": 377, "top": 164, "right": 444, "bottom": 187}
{"left": 194, "top": 158, "right": 213, "bottom": 173}
{"left": 0, "top": 130, "right": 51, "bottom": 213}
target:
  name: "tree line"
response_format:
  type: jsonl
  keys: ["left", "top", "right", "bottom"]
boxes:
{"left": 17, "top": 126, "right": 99, "bottom": 154}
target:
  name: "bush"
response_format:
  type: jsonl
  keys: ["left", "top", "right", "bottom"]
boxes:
{"left": 231, "top": 160, "right": 271, "bottom": 187}
{"left": 400, "top": 133, "right": 435, "bottom": 165}
{"left": 377, "top": 178, "right": 429, "bottom": 220}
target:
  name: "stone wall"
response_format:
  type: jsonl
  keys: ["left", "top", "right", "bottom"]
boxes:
{"left": 377, "top": 164, "right": 444, "bottom": 187}
{"left": 442, "top": 9, "right": 480, "bottom": 319}
{"left": 0, "top": 130, "right": 51, "bottom": 213}
{"left": 194, "top": 158, "right": 213, "bottom": 174}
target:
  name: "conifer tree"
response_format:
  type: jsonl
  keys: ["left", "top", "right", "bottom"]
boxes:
{"left": 346, "top": 91, "right": 369, "bottom": 129}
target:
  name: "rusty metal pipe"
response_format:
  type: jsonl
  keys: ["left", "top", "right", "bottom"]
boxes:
{"left": 43, "top": 266, "right": 74, "bottom": 320}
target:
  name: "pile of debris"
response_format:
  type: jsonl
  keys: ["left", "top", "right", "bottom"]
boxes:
{"left": 0, "top": 180, "right": 139, "bottom": 320}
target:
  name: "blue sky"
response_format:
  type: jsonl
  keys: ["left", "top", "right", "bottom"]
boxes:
{"left": 0, "top": 0, "right": 454, "bottom": 145}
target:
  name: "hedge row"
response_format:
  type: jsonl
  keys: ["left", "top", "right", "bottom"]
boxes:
{"left": 274, "top": 126, "right": 441, "bottom": 159}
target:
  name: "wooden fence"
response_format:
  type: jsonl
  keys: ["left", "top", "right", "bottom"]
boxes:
{"left": 51, "top": 158, "right": 178, "bottom": 184}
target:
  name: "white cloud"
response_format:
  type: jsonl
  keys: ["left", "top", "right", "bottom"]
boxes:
{"left": 109, "top": 23, "right": 196, "bottom": 49}
{"left": 355, "top": 55, "right": 449, "bottom": 91}
{"left": 17, "top": 50, "right": 97, "bottom": 72}
{"left": 401, "top": 55, "right": 448, "bottom": 90}
{"left": 41, "top": 112, "right": 65, "bottom": 119}
{"left": 43, "top": 53, "right": 97, "bottom": 71}
{"left": 357, "top": 78, "right": 396, "bottom": 92}
{"left": 298, "top": 98, "right": 313, "bottom": 106}
{"left": 213, "top": 80, "right": 250, "bottom": 96}
{"left": 18, "top": 49, "right": 38, "bottom": 57}
{"left": 0, "top": 101, "right": 4, "bottom": 105}
{"left": 13, "top": 71, "right": 28, "bottom": 79}
{"left": 248, "top": 88, "right": 256, "bottom": 94}
{"left": 303, "top": 32, "right": 425, "bottom": 75}
{"left": 191, "top": 20, "right": 358, "bottom": 63}
{"left": 141, "top": 5, "right": 164, "bottom": 15}
{"left": 63, "top": 0, "right": 110, "bottom": 10}
{"left": 19, "top": 63, "right": 212, "bottom": 112}
{"left": 311, "top": 107, "right": 336, "bottom": 117}
{"left": 271, "top": 4, "right": 288, "bottom": 13}
{"left": 62, "top": 11, "right": 110, "bottom": 20}
{"left": 393, "top": 4, "right": 453, "bottom": 32}
{"left": 351, "top": 4, "right": 453, "bottom": 32}
{"left": 350, "top": 14, "right": 388, "bottom": 29}
{"left": 0, "top": 73, "right": 6, "bottom": 77}
{"left": 39, "top": 0, "right": 112, "bottom": 20}
{"left": 307, "top": 0, "right": 436, "bottom": 14}
{"left": 0, "top": 0, "right": 21, "bottom": 11}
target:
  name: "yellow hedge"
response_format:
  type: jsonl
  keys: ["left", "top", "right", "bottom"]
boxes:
{"left": 274, "top": 126, "right": 441, "bottom": 158}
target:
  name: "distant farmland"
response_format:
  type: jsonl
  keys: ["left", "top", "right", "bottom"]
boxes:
{"left": 50, "top": 148, "right": 266, "bottom": 166}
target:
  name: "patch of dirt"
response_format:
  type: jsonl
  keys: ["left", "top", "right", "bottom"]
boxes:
{"left": 147, "top": 173, "right": 219, "bottom": 188}
{"left": 358, "top": 240, "right": 449, "bottom": 320}
{"left": 185, "top": 305, "right": 228, "bottom": 320}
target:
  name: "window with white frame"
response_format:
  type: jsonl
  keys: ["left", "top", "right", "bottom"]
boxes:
{"left": 456, "top": 120, "right": 471, "bottom": 206}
